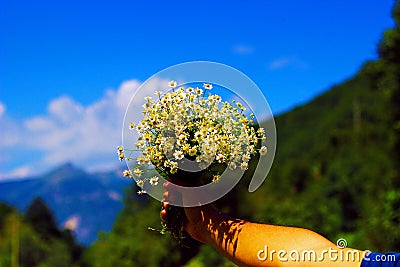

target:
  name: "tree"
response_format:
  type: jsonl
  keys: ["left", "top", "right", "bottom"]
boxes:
{"left": 23, "top": 197, "right": 62, "bottom": 241}
{"left": 0, "top": 202, "right": 15, "bottom": 231}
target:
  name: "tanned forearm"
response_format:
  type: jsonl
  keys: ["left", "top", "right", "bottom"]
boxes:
{"left": 191, "top": 207, "right": 364, "bottom": 267}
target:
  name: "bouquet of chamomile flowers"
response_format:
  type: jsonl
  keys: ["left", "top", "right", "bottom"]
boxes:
{"left": 118, "top": 81, "right": 267, "bottom": 241}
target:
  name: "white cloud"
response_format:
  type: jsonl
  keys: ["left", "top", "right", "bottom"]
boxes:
{"left": 0, "top": 78, "right": 168, "bottom": 179}
{"left": 48, "top": 96, "right": 84, "bottom": 123}
{"left": 268, "top": 56, "right": 308, "bottom": 70}
{"left": 63, "top": 215, "right": 80, "bottom": 231}
{"left": 0, "top": 111, "right": 20, "bottom": 148}
{"left": 233, "top": 44, "right": 254, "bottom": 55}
{"left": 31, "top": 80, "right": 141, "bottom": 166}
{"left": 0, "top": 165, "right": 31, "bottom": 180}
{"left": 0, "top": 102, "right": 5, "bottom": 118}
{"left": 268, "top": 57, "right": 291, "bottom": 70}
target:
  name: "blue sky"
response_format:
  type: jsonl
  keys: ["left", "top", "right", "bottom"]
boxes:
{"left": 0, "top": 0, "right": 395, "bottom": 179}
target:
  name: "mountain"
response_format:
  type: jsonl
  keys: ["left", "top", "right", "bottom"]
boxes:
{"left": 0, "top": 162, "right": 131, "bottom": 245}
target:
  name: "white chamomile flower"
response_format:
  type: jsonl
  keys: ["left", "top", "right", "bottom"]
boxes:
{"left": 129, "top": 122, "right": 135, "bottom": 130}
{"left": 133, "top": 168, "right": 143, "bottom": 177}
{"left": 168, "top": 80, "right": 177, "bottom": 88}
{"left": 144, "top": 157, "right": 151, "bottom": 165}
{"left": 150, "top": 176, "right": 159, "bottom": 186}
{"left": 216, "top": 153, "right": 225, "bottom": 163}
{"left": 229, "top": 162, "right": 237, "bottom": 170}
{"left": 257, "top": 128, "right": 265, "bottom": 135}
{"left": 137, "top": 190, "right": 147, "bottom": 195}
{"left": 242, "top": 154, "right": 251, "bottom": 162}
{"left": 137, "top": 156, "right": 146, "bottom": 165}
{"left": 123, "top": 170, "right": 132, "bottom": 177}
{"left": 240, "top": 162, "right": 248, "bottom": 170}
{"left": 170, "top": 166, "right": 178, "bottom": 174}
{"left": 259, "top": 146, "right": 268, "bottom": 155}
{"left": 203, "top": 83, "right": 213, "bottom": 90}
{"left": 212, "top": 174, "right": 220, "bottom": 183}
{"left": 173, "top": 150, "right": 184, "bottom": 160}
{"left": 195, "top": 88, "right": 203, "bottom": 95}
{"left": 136, "top": 179, "right": 144, "bottom": 187}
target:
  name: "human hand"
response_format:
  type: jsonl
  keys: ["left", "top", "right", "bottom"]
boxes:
{"left": 161, "top": 182, "right": 218, "bottom": 244}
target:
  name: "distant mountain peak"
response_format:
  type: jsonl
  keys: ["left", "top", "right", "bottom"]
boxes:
{"left": 44, "top": 162, "right": 86, "bottom": 181}
{"left": 56, "top": 162, "right": 79, "bottom": 172}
